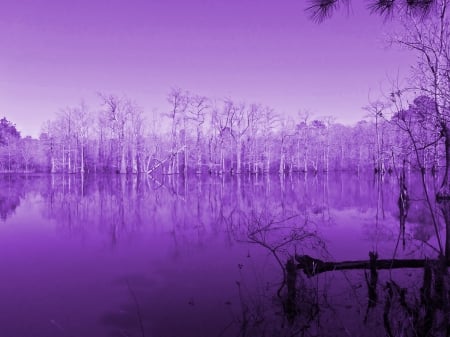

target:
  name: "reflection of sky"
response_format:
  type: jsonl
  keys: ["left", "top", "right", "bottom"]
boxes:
{"left": 0, "top": 0, "right": 414, "bottom": 137}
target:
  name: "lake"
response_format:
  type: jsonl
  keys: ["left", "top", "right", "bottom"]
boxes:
{"left": 0, "top": 172, "right": 446, "bottom": 337}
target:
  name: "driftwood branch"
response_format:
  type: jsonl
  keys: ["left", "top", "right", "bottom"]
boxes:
{"left": 295, "top": 254, "right": 447, "bottom": 277}
{"left": 147, "top": 146, "right": 186, "bottom": 174}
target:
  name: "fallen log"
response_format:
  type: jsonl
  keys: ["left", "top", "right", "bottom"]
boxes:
{"left": 295, "top": 254, "right": 447, "bottom": 277}
{"left": 147, "top": 146, "right": 186, "bottom": 174}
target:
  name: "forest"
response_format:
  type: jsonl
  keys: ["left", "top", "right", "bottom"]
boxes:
{"left": 0, "top": 91, "right": 442, "bottom": 177}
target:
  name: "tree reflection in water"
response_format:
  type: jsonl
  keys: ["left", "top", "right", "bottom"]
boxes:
{"left": 5, "top": 172, "right": 448, "bottom": 336}
{"left": 227, "top": 172, "right": 450, "bottom": 337}
{"left": 0, "top": 174, "right": 27, "bottom": 221}
{"left": 223, "top": 209, "right": 325, "bottom": 336}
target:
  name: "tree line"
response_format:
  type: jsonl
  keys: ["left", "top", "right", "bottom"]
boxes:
{"left": 0, "top": 89, "right": 444, "bottom": 176}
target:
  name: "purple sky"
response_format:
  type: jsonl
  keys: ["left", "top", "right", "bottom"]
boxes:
{"left": 0, "top": 0, "right": 414, "bottom": 137}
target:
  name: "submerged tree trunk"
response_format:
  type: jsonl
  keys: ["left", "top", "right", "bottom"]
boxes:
{"left": 440, "top": 201, "right": 450, "bottom": 262}
{"left": 438, "top": 124, "right": 450, "bottom": 199}
{"left": 68, "top": 142, "right": 72, "bottom": 173}
{"left": 120, "top": 144, "right": 126, "bottom": 174}
{"left": 236, "top": 139, "right": 242, "bottom": 174}
{"left": 80, "top": 142, "right": 85, "bottom": 173}
{"left": 279, "top": 152, "right": 285, "bottom": 174}
{"left": 51, "top": 156, "right": 56, "bottom": 173}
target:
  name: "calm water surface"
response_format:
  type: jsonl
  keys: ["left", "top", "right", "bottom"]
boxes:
{"left": 0, "top": 173, "right": 441, "bottom": 336}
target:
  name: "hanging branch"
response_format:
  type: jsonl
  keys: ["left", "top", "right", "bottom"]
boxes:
{"left": 306, "top": 0, "right": 436, "bottom": 23}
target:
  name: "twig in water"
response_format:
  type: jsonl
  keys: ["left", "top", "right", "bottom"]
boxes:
{"left": 126, "top": 279, "right": 146, "bottom": 337}
{"left": 50, "top": 319, "right": 75, "bottom": 337}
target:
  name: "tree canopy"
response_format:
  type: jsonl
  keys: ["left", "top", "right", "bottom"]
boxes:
{"left": 0, "top": 117, "right": 20, "bottom": 146}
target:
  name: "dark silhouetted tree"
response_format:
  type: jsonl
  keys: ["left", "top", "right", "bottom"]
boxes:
{"left": 306, "top": 0, "right": 437, "bottom": 22}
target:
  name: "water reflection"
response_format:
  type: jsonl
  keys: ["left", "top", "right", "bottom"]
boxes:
{"left": 0, "top": 172, "right": 446, "bottom": 336}
{"left": 38, "top": 173, "right": 405, "bottom": 243}
{"left": 0, "top": 174, "right": 26, "bottom": 221}
{"left": 218, "top": 172, "right": 449, "bottom": 337}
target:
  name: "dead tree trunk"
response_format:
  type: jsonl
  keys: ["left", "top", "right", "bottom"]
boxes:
{"left": 295, "top": 254, "right": 449, "bottom": 277}
{"left": 438, "top": 124, "right": 450, "bottom": 199}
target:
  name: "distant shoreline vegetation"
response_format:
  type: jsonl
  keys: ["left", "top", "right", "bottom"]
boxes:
{"left": 0, "top": 91, "right": 443, "bottom": 176}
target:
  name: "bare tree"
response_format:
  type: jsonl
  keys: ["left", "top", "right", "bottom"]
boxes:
{"left": 260, "top": 107, "right": 279, "bottom": 174}
{"left": 389, "top": 1, "right": 450, "bottom": 197}
{"left": 278, "top": 118, "right": 295, "bottom": 175}
{"left": 364, "top": 100, "right": 390, "bottom": 174}
{"left": 166, "top": 88, "right": 188, "bottom": 175}
{"left": 229, "top": 101, "right": 257, "bottom": 174}
{"left": 211, "top": 99, "right": 234, "bottom": 174}
{"left": 99, "top": 94, "right": 135, "bottom": 174}
{"left": 19, "top": 136, "right": 35, "bottom": 172}
{"left": 73, "top": 102, "right": 92, "bottom": 174}
{"left": 187, "top": 95, "right": 209, "bottom": 174}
